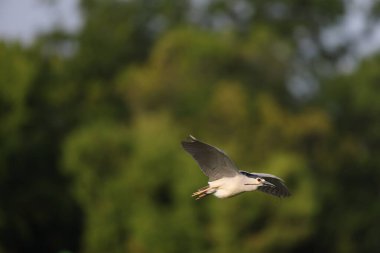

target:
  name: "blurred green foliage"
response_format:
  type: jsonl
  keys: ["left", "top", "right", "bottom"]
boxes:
{"left": 1, "top": 0, "right": 380, "bottom": 253}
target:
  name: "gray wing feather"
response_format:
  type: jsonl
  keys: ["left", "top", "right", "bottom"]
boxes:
{"left": 253, "top": 172, "right": 291, "bottom": 198}
{"left": 181, "top": 135, "right": 239, "bottom": 181}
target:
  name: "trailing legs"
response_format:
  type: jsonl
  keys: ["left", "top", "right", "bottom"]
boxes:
{"left": 192, "top": 185, "right": 214, "bottom": 200}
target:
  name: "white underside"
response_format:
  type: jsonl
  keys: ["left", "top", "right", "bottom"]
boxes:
{"left": 208, "top": 174, "right": 260, "bottom": 198}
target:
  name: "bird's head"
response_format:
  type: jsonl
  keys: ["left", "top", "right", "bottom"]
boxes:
{"left": 240, "top": 171, "right": 275, "bottom": 189}
{"left": 255, "top": 177, "right": 275, "bottom": 187}
{"left": 245, "top": 177, "right": 275, "bottom": 187}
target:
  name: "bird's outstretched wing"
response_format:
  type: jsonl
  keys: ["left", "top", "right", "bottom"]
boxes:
{"left": 253, "top": 172, "right": 291, "bottom": 198}
{"left": 181, "top": 135, "right": 239, "bottom": 181}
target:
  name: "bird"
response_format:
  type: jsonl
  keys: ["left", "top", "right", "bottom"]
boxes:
{"left": 181, "top": 135, "right": 291, "bottom": 200}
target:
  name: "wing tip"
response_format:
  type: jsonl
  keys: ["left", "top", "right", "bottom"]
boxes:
{"left": 181, "top": 135, "right": 197, "bottom": 150}
{"left": 188, "top": 135, "right": 197, "bottom": 141}
{"left": 280, "top": 191, "right": 292, "bottom": 198}
{"left": 181, "top": 135, "right": 197, "bottom": 144}
{"left": 258, "top": 182, "right": 291, "bottom": 198}
{"left": 278, "top": 186, "right": 291, "bottom": 198}
{"left": 276, "top": 182, "right": 291, "bottom": 198}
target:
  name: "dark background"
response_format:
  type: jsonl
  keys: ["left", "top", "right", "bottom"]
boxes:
{"left": 1, "top": 0, "right": 380, "bottom": 252}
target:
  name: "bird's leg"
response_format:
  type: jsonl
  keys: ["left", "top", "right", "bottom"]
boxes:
{"left": 192, "top": 185, "right": 212, "bottom": 200}
{"left": 195, "top": 193, "right": 209, "bottom": 200}
{"left": 192, "top": 185, "right": 209, "bottom": 196}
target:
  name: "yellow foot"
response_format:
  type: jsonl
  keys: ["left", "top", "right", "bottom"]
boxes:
{"left": 192, "top": 186, "right": 211, "bottom": 200}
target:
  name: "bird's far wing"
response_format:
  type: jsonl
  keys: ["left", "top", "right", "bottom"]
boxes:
{"left": 181, "top": 135, "right": 239, "bottom": 181}
{"left": 254, "top": 172, "right": 291, "bottom": 198}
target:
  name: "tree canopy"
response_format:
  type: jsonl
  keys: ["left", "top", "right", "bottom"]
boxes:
{"left": 1, "top": 0, "right": 380, "bottom": 253}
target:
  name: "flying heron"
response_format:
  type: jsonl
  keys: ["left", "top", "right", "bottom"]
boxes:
{"left": 181, "top": 135, "right": 291, "bottom": 199}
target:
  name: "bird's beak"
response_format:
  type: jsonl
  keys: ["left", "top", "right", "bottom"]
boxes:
{"left": 263, "top": 181, "right": 275, "bottom": 187}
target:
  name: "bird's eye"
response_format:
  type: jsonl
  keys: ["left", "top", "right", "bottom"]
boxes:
{"left": 257, "top": 178, "right": 262, "bottom": 182}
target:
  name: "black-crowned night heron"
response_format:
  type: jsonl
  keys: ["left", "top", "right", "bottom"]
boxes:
{"left": 181, "top": 135, "right": 291, "bottom": 199}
